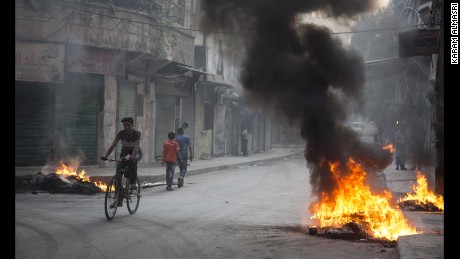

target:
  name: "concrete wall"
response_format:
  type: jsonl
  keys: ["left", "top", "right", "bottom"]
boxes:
{"left": 15, "top": 0, "right": 194, "bottom": 65}
{"left": 99, "top": 75, "right": 118, "bottom": 167}
{"left": 181, "top": 90, "right": 196, "bottom": 155}
{"left": 194, "top": 85, "right": 213, "bottom": 159}
{"left": 138, "top": 81, "right": 156, "bottom": 164}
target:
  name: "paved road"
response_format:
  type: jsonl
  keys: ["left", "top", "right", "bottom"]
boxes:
{"left": 16, "top": 157, "right": 398, "bottom": 259}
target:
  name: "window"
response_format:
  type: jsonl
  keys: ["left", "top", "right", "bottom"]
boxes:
{"left": 168, "top": 0, "right": 186, "bottom": 26}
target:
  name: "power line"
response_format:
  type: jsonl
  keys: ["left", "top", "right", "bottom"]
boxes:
{"left": 15, "top": 3, "right": 441, "bottom": 37}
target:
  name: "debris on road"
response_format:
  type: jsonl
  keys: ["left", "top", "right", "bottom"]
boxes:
{"left": 15, "top": 172, "right": 102, "bottom": 194}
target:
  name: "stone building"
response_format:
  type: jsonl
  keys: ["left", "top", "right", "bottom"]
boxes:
{"left": 15, "top": 0, "right": 273, "bottom": 168}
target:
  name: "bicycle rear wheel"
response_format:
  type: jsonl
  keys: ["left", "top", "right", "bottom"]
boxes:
{"left": 104, "top": 176, "right": 119, "bottom": 220}
{"left": 126, "top": 177, "right": 141, "bottom": 214}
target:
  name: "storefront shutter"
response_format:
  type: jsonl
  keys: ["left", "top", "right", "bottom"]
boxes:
{"left": 15, "top": 81, "right": 54, "bottom": 166}
{"left": 116, "top": 80, "right": 137, "bottom": 158}
{"left": 155, "top": 96, "right": 176, "bottom": 159}
{"left": 213, "top": 102, "right": 226, "bottom": 156}
{"left": 264, "top": 115, "right": 272, "bottom": 150}
{"left": 252, "top": 114, "right": 261, "bottom": 152}
{"left": 54, "top": 73, "right": 100, "bottom": 165}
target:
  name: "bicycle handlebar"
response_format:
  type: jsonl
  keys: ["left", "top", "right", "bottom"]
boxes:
{"left": 100, "top": 155, "right": 131, "bottom": 163}
{"left": 105, "top": 158, "right": 122, "bottom": 163}
{"left": 99, "top": 158, "right": 129, "bottom": 163}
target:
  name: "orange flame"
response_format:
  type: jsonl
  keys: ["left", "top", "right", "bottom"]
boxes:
{"left": 310, "top": 158, "right": 418, "bottom": 241}
{"left": 398, "top": 170, "right": 444, "bottom": 210}
{"left": 382, "top": 144, "right": 395, "bottom": 153}
{"left": 55, "top": 162, "right": 107, "bottom": 192}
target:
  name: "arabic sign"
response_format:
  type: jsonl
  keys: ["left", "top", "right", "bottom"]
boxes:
{"left": 15, "top": 41, "right": 65, "bottom": 83}
{"left": 67, "top": 46, "right": 125, "bottom": 75}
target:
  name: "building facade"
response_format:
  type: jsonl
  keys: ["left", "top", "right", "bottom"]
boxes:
{"left": 15, "top": 0, "right": 273, "bottom": 168}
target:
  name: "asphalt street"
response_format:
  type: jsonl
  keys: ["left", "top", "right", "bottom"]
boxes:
{"left": 16, "top": 156, "right": 399, "bottom": 259}
{"left": 15, "top": 144, "right": 444, "bottom": 258}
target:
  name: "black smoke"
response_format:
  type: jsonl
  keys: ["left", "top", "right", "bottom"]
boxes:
{"left": 200, "top": 0, "right": 392, "bottom": 197}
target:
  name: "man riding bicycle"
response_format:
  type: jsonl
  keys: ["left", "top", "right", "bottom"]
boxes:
{"left": 100, "top": 117, "right": 142, "bottom": 208}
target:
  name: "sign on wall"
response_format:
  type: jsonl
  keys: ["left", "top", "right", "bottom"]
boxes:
{"left": 67, "top": 46, "right": 125, "bottom": 75}
{"left": 156, "top": 80, "right": 192, "bottom": 98}
{"left": 15, "top": 41, "right": 65, "bottom": 83}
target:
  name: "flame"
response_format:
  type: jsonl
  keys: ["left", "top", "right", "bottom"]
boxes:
{"left": 55, "top": 162, "right": 107, "bottom": 192}
{"left": 310, "top": 158, "right": 418, "bottom": 241}
{"left": 382, "top": 144, "right": 395, "bottom": 153}
{"left": 398, "top": 170, "right": 444, "bottom": 211}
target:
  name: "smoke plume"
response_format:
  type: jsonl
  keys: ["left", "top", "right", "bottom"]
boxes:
{"left": 200, "top": 0, "right": 392, "bottom": 197}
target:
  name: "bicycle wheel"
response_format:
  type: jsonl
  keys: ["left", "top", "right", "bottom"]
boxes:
{"left": 126, "top": 177, "right": 141, "bottom": 214}
{"left": 104, "top": 176, "right": 119, "bottom": 220}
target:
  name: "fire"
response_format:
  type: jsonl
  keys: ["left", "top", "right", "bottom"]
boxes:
{"left": 398, "top": 170, "right": 444, "bottom": 211}
{"left": 382, "top": 144, "right": 395, "bottom": 153}
{"left": 310, "top": 158, "right": 418, "bottom": 241}
{"left": 55, "top": 162, "right": 107, "bottom": 192}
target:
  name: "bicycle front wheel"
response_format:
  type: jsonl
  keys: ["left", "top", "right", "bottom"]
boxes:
{"left": 126, "top": 177, "right": 141, "bottom": 214}
{"left": 104, "top": 176, "right": 119, "bottom": 220}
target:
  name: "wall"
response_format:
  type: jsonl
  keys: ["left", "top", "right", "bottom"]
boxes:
{"left": 15, "top": 0, "right": 194, "bottom": 66}
{"left": 181, "top": 89, "right": 196, "bottom": 154}
{"left": 194, "top": 85, "right": 213, "bottom": 159}
{"left": 99, "top": 75, "right": 118, "bottom": 167}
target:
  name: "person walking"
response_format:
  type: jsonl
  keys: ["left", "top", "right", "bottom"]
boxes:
{"left": 175, "top": 127, "right": 193, "bottom": 188}
{"left": 100, "top": 117, "right": 142, "bottom": 208}
{"left": 181, "top": 122, "right": 189, "bottom": 131}
{"left": 162, "top": 131, "right": 183, "bottom": 191}
{"left": 395, "top": 124, "right": 408, "bottom": 170}
{"left": 241, "top": 128, "right": 248, "bottom": 157}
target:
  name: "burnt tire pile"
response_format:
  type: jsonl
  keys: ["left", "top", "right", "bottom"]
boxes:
{"left": 15, "top": 172, "right": 102, "bottom": 194}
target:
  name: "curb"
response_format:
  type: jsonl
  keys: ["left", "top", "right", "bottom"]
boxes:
{"left": 89, "top": 152, "right": 304, "bottom": 185}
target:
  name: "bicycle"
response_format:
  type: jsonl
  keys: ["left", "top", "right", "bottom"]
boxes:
{"left": 103, "top": 157, "right": 141, "bottom": 220}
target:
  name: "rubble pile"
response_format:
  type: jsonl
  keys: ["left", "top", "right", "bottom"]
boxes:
{"left": 307, "top": 222, "right": 396, "bottom": 246}
{"left": 397, "top": 200, "right": 442, "bottom": 212}
{"left": 15, "top": 172, "right": 102, "bottom": 194}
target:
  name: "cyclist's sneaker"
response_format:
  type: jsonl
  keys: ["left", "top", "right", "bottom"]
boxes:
{"left": 129, "top": 183, "right": 138, "bottom": 191}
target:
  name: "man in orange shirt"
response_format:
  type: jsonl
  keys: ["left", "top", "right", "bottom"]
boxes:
{"left": 162, "top": 131, "right": 183, "bottom": 191}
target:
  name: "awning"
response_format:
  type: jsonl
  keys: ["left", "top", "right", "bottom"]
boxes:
{"left": 177, "top": 65, "right": 211, "bottom": 75}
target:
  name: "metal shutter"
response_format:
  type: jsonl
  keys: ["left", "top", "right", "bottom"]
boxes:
{"left": 155, "top": 95, "right": 176, "bottom": 159}
{"left": 15, "top": 81, "right": 54, "bottom": 166}
{"left": 213, "top": 102, "right": 226, "bottom": 156}
{"left": 116, "top": 80, "right": 137, "bottom": 158}
{"left": 54, "top": 73, "right": 100, "bottom": 165}
{"left": 252, "top": 114, "right": 260, "bottom": 152}
{"left": 264, "top": 115, "right": 272, "bottom": 150}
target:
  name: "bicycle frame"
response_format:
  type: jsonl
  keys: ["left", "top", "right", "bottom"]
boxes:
{"left": 104, "top": 158, "right": 141, "bottom": 220}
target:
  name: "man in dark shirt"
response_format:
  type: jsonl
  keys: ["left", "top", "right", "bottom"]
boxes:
{"left": 100, "top": 117, "right": 142, "bottom": 206}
